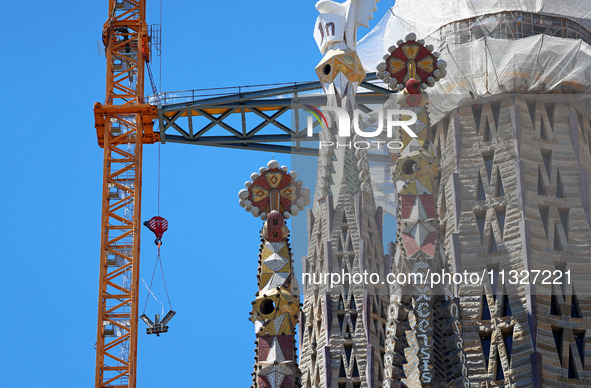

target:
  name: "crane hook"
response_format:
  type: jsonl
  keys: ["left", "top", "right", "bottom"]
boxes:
{"left": 144, "top": 216, "right": 168, "bottom": 245}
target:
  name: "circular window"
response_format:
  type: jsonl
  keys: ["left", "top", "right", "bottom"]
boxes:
{"left": 402, "top": 159, "right": 417, "bottom": 175}
{"left": 259, "top": 298, "right": 275, "bottom": 315}
{"left": 323, "top": 64, "right": 331, "bottom": 76}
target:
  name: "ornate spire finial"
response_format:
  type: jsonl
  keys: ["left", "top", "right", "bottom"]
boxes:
{"left": 376, "top": 32, "right": 447, "bottom": 92}
{"left": 238, "top": 160, "right": 311, "bottom": 221}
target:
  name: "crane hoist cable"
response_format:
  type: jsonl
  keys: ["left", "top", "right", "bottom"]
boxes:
{"left": 146, "top": 61, "right": 159, "bottom": 100}
{"left": 139, "top": 42, "right": 173, "bottom": 335}
{"left": 140, "top": 216, "right": 175, "bottom": 335}
{"left": 143, "top": 47, "right": 160, "bottom": 104}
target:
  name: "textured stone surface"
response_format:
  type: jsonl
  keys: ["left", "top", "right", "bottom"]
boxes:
{"left": 301, "top": 14, "right": 389, "bottom": 386}
{"left": 433, "top": 96, "right": 591, "bottom": 386}
{"left": 301, "top": 4, "right": 591, "bottom": 388}
{"left": 383, "top": 93, "right": 468, "bottom": 387}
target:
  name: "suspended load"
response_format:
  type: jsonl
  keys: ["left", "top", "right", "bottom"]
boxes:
{"left": 140, "top": 311, "right": 176, "bottom": 336}
{"left": 141, "top": 215, "right": 174, "bottom": 335}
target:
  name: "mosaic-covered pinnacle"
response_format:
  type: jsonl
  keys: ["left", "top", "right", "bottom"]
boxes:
{"left": 238, "top": 160, "right": 312, "bottom": 220}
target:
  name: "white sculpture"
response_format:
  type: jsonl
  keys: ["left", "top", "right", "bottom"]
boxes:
{"left": 314, "top": 0, "right": 379, "bottom": 54}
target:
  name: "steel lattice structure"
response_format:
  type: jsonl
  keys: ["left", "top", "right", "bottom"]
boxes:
{"left": 93, "top": 0, "right": 157, "bottom": 386}
{"left": 155, "top": 75, "right": 391, "bottom": 155}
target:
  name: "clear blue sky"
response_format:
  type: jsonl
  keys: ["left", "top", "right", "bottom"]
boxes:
{"left": 0, "top": 1, "right": 392, "bottom": 386}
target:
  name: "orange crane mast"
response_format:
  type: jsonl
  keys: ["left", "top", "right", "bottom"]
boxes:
{"left": 93, "top": 0, "right": 158, "bottom": 386}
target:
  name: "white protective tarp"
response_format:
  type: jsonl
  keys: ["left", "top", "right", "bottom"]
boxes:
{"left": 425, "top": 35, "right": 591, "bottom": 119}
{"left": 358, "top": 1, "right": 591, "bottom": 98}
{"left": 356, "top": 1, "right": 591, "bottom": 216}
{"left": 360, "top": 0, "right": 591, "bottom": 52}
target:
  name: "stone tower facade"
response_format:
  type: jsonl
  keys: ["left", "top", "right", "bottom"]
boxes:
{"left": 354, "top": 1, "right": 591, "bottom": 385}
{"left": 299, "top": 1, "right": 390, "bottom": 387}
{"left": 299, "top": 0, "right": 591, "bottom": 387}
{"left": 370, "top": 34, "right": 469, "bottom": 387}
{"left": 433, "top": 95, "right": 591, "bottom": 386}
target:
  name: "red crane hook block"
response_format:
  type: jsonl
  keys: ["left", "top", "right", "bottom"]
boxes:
{"left": 143, "top": 216, "right": 168, "bottom": 245}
